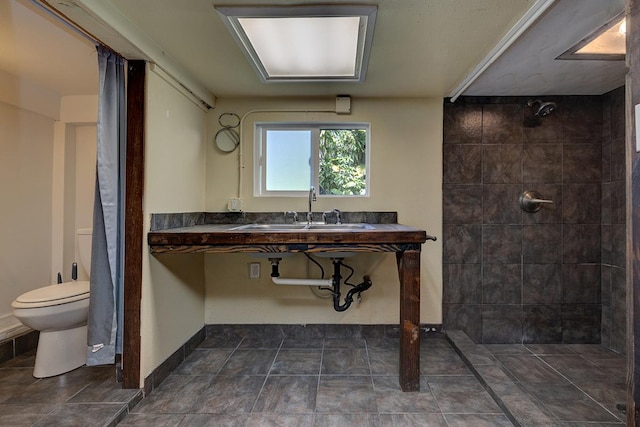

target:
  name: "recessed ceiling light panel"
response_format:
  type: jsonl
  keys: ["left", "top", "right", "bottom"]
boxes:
{"left": 216, "top": 5, "right": 377, "bottom": 82}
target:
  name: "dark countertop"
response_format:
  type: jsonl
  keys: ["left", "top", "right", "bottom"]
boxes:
{"left": 147, "top": 223, "right": 433, "bottom": 253}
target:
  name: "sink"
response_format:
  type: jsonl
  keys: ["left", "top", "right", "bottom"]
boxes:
{"left": 230, "top": 223, "right": 374, "bottom": 231}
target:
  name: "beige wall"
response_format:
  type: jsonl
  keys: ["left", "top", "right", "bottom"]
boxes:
{"left": 52, "top": 96, "right": 98, "bottom": 283}
{"left": 0, "top": 92, "right": 55, "bottom": 321}
{"left": 140, "top": 66, "right": 207, "bottom": 382}
{"left": 204, "top": 97, "right": 443, "bottom": 324}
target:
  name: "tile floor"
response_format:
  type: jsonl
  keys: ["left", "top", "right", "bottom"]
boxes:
{"left": 121, "top": 334, "right": 512, "bottom": 426}
{"left": 447, "top": 331, "right": 627, "bottom": 426}
{"left": 0, "top": 331, "right": 627, "bottom": 426}
{"left": 0, "top": 353, "right": 141, "bottom": 427}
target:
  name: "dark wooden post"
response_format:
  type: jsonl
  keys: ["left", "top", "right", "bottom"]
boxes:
{"left": 628, "top": 0, "right": 640, "bottom": 422}
{"left": 122, "top": 60, "right": 145, "bottom": 389}
{"left": 397, "top": 249, "right": 421, "bottom": 391}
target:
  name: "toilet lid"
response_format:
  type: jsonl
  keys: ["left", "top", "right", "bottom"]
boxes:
{"left": 14, "top": 281, "right": 90, "bottom": 305}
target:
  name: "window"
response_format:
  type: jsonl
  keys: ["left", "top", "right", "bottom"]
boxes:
{"left": 254, "top": 123, "right": 370, "bottom": 196}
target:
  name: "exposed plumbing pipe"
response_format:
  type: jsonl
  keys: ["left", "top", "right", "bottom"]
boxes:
{"left": 271, "top": 277, "right": 333, "bottom": 286}
{"left": 269, "top": 257, "right": 373, "bottom": 311}
{"left": 269, "top": 257, "right": 333, "bottom": 286}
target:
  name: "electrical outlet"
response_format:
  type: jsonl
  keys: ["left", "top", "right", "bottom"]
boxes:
{"left": 228, "top": 198, "right": 242, "bottom": 212}
{"left": 249, "top": 262, "right": 260, "bottom": 279}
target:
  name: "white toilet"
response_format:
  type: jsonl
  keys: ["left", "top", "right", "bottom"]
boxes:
{"left": 12, "top": 229, "right": 92, "bottom": 378}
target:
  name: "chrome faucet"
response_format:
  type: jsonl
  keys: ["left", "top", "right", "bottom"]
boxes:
{"left": 333, "top": 208, "right": 342, "bottom": 224}
{"left": 307, "top": 186, "right": 316, "bottom": 224}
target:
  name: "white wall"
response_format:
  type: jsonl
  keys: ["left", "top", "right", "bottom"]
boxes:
{"left": 52, "top": 96, "right": 97, "bottom": 282}
{"left": 0, "top": 78, "right": 57, "bottom": 324}
{"left": 140, "top": 66, "right": 207, "bottom": 383}
{"left": 0, "top": 68, "right": 98, "bottom": 333}
{"left": 204, "top": 97, "right": 443, "bottom": 325}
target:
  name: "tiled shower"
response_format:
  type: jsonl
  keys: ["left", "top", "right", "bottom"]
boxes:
{"left": 442, "top": 88, "right": 626, "bottom": 353}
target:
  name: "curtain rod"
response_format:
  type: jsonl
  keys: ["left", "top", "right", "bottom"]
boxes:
{"left": 31, "top": 0, "right": 112, "bottom": 52}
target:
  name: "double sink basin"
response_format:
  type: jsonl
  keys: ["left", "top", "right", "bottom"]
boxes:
{"left": 230, "top": 223, "right": 376, "bottom": 231}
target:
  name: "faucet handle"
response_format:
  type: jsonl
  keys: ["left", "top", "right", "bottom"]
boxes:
{"left": 322, "top": 209, "right": 342, "bottom": 224}
{"left": 284, "top": 210, "right": 298, "bottom": 223}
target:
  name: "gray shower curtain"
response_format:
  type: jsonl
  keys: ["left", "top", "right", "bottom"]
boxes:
{"left": 87, "top": 46, "right": 125, "bottom": 365}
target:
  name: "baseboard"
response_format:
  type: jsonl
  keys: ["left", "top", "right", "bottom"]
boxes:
{"left": 0, "top": 329, "right": 39, "bottom": 365}
{"left": 143, "top": 326, "right": 206, "bottom": 396}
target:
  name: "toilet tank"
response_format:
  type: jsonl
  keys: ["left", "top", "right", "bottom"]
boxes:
{"left": 76, "top": 228, "right": 92, "bottom": 277}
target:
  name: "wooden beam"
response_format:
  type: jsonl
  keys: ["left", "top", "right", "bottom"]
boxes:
{"left": 397, "top": 249, "right": 421, "bottom": 391}
{"left": 122, "top": 60, "right": 145, "bottom": 389}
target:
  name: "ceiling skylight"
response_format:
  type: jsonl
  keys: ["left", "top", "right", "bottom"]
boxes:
{"left": 216, "top": 5, "right": 377, "bottom": 82}
{"left": 557, "top": 12, "right": 626, "bottom": 61}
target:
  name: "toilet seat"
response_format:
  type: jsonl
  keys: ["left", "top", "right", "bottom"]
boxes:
{"left": 12, "top": 281, "right": 90, "bottom": 309}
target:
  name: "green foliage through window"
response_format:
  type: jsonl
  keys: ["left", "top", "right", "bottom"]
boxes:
{"left": 319, "top": 129, "right": 367, "bottom": 195}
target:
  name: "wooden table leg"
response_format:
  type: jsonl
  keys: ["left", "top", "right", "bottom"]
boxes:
{"left": 397, "top": 249, "right": 421, "bottom": 392}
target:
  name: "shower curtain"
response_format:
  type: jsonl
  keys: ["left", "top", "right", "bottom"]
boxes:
{"left": 87, "top": 46, "right": 125, "bottom": 365}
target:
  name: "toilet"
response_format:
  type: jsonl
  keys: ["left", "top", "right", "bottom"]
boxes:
{"left": 11, "top": 229, "right": 92, "bottom": 378}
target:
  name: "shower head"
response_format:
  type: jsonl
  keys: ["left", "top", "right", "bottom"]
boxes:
{"left": 527, "top": 99, "right": 557, "bottom": 117}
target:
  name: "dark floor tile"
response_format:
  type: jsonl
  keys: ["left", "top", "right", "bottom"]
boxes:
{"left": 427, "top": 375, "right": 501, "bottom": 413}
{"left": 4, "top": 376, "right": 91, "bottom": 405}
{"left": 117, "top": 413, "right": 186, "bottom": 426}
{"left": 483, "top": 344, "right": 532, "bottom": 355}
{"left": 177, "top": 413, "right": 248, "bottom": 426}
{"left": 443, "top": 413, "right": 514, "bottom": 426}
{"left": 577, "top": 381, "right": 627, "bottom": 422}
{"left": 198, "top": 335, "right": 242, "bottom": 349}
{"left": 524, "top": 383, "right": 620, "bottom": 422}
{"left": 368, "top": 349, "right": 398, "bottom": 375}
{"left": 67, "top": 377, "right": 141, "bottom": 404}
{"left": 315, "top": 413, "right": 381, "bottom": 427}
{"left": 281, "top": 338, "right": 323, "bottom": 349}
{"left": 238, "top": 336, "right": 284, "bottom": 349}
{"left": 253, "top": 375, "right": 317, "bottom": 414}
{"left": 378, "top": 413, "right": 447, "bottom": 426}
{"left": 246, "top": 413, "right": 314, "bottom": 426}
{"left": 323, "top": 338, "right": 366, "bottom": 349}
{"left": 373, "top": 376, "right": 439, "bottom": 413}
{"left": 496, "top": 355, "right": 568, "bottom": 384}
{"left": 540, "top": 355, "right": 614, "bottom": 386}
{"left": 315, "top": 376, "right": 376, "bottom": 413}
{"left": 421, "top": 349, "right": 471, "bottom": 376}
{"left": 524, "top": 344, "right": 578, "bottom": 355}
{"left": 173, "top": 348, "right": 233, "bottom": 376}
{"left": 0, "top": 367, "right": 39, "bottom": 389}
{"left": 0, "top": 413, "right": 46, "bottom": 427}
{"left": 132, "top": 375, "right": 212, "bottom": 414}
{"left": 270, "top": 349, "right": 322, "bottom": 375}
{"left": 218, "top": 349, "right": 277, "bottom": 375}
{"left": 0, "top": 352, "right": 35, "bottom": 368}
{"left": 489, "top": 381, "right": 560, "bottom": 426}
{"left": 565, "top": 344, "right": 620, "bottom": 356}
{"left": 191, "top": 375, "right": 266, "bottom": 414}
{"left": 31, "top": 403, "right": 127, "bottom": 427}
{"left": 366, "top": 337, "right": 400, "bottom": 351}
{"left": 321, "top": 348, "right": 369, "bottom": 375}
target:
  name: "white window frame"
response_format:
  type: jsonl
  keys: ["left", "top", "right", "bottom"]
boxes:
{"left": 254, "top": 122, "right": 370, "bottom": 197}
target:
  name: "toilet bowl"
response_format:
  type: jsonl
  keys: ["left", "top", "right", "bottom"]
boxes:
{"left": 11, "top": 228, "right": 93, "bottom": 378}
{"left": 12, "top": 282, "right": 90, "bottom": 377}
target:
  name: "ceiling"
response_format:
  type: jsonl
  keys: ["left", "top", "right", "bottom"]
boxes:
{"left": 0, "top": 0, "right": 628, "bottom": 100}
